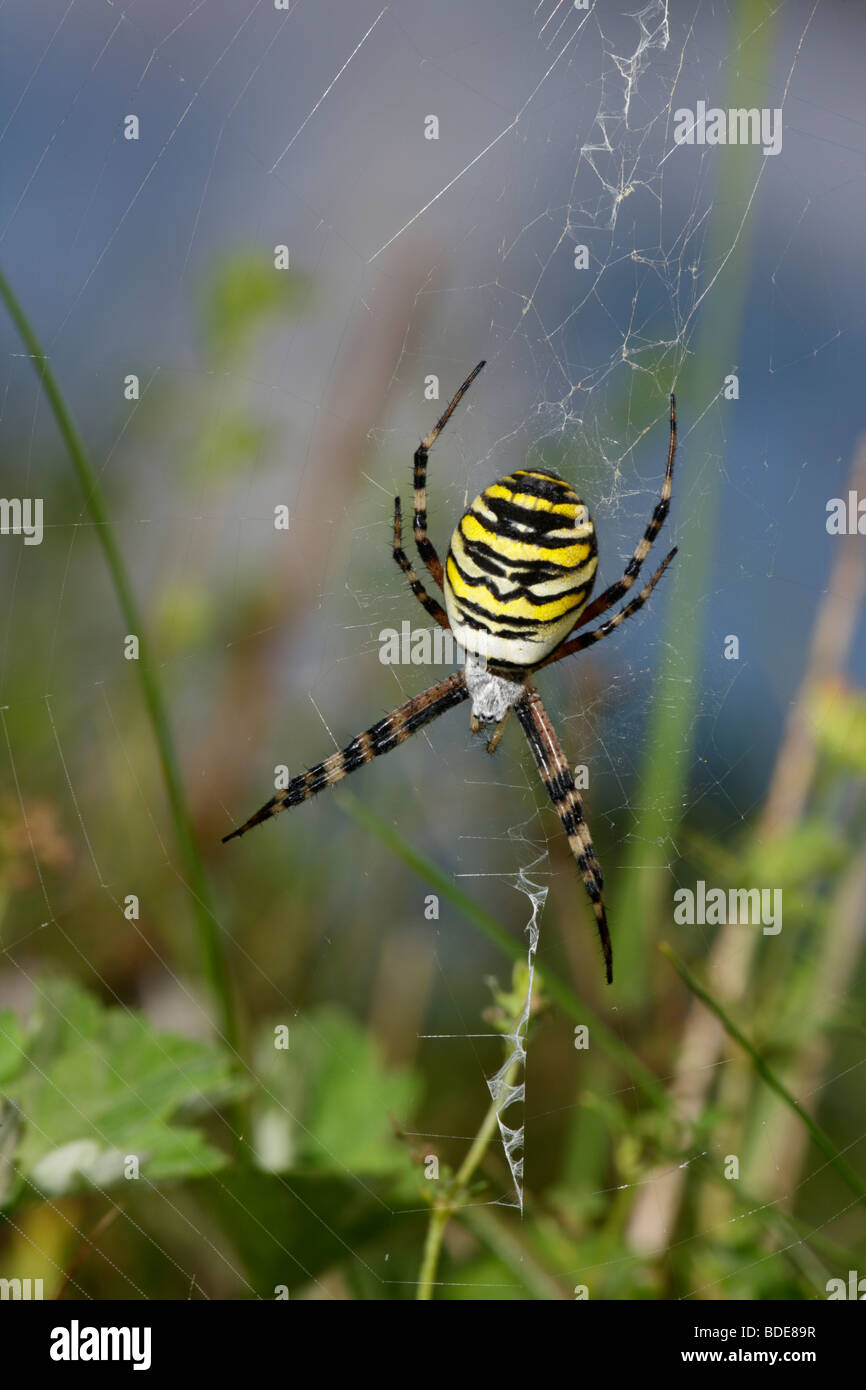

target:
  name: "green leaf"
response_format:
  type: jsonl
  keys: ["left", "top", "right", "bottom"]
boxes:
{"left": 251, "top": 1005, "right": 420, "bottom": 1177}
{"left": 1, "top": 977, "right": 241, "bottom": 1207}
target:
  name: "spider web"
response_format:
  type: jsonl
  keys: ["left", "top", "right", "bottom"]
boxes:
{"left": 1, "top": 0, "right": 865, "bottom": 1301}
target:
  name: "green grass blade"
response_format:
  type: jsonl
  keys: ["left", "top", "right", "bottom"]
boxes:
{"left": 617, "top": 0, "right": 782, "bottom": 996}
{"left": 661, "top": 943, "right": 866, "bottom": 1215}
{"left": 0, "top": 268, "right": 240, "bottom": 1058}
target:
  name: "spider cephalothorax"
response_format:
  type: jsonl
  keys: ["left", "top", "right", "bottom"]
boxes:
{"left": 224, "top": 362, "right": 678, "bottom": 984}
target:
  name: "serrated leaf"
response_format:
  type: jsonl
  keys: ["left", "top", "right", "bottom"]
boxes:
{"left": 251, "top": 1005, "right": 420, "bottom": 1177}
{"left": 1, "top": 978, "right": 240, "bottom": 1208}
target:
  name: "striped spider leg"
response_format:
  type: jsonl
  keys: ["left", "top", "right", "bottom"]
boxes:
{"left": 223, "top": 367, "right": 486, "bottom": 844}
{"left": 509, "top": 533, "right": 675, "bottom": 980}
{"left": 411, "top": 359, "right": 486, "bottom": 588}
{"left": 224, "top": 368, "right": 680, "bottom": 985}
{"left": 534, "top": 543, "right": 678, "bottom": 671}
{"left": 222, "top": 672, "right": 468, "bottom": 842}
{"left": 538, "top": 394, "right": 678, "bottom": 666}
{"left": 391, "top": 495, "right": 449, "bottom": 629}
{"left": 488, "top": 535, "right": 677, "bottom": 985}
{"left": 515, "top": 685, "right": 612, "bottom": 983}
{"left": 512, "top": 398, "right": 678, "bottom": 977}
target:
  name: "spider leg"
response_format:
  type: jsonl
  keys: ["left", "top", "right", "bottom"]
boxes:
{"left": 515, "top": 685, "right": 613, "bottom": 984}
{"left": 538, "top": 546, "right": 677, "bottom": 670}
{"left": 483, "top": 706, "right": 513, "bottom": 754}
{"left": 573, "top": 393, "right": 677, "bottom": 631}
{"left": 413, "top": 360, "right": 486, "bottom": 589}
{"left": 223, "top": 671, "right": 468, "bottom": 842}
{"left": 392, "top": 496, "right": 449, "bottom": 629}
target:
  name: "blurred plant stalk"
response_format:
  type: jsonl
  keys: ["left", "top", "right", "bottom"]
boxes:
{"left": 0, "top": 269, "right": 242, "bottom": 1064}
{"left": 627, "top": 438, "right": 866, "bottom": 1254}
{"left": 617, "top": 0, "right": 781, "bottom": 996}
{"left": 660, "top": 943, "right": 866, "bottom": 1216}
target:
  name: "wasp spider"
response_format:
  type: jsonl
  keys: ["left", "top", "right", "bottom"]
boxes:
{"left": 224, "top": 363, "right": 678, "bottom": 983}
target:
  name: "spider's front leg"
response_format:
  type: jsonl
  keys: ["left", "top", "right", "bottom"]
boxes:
{"left": 223, "top": 672, "right": 469, "bottom": 843}
{"left": 537, "top": 545, "right": 677, "bottom": 669}
{"left": 568, "top": 392, "right": 677, "bottom": 634}
{"left": 515, "top": 685, "right": 613, "bottom": 984}
{"left": 412, "top": 360, "right": 486, "bottom": 589}
{"left": 392, "top": 496, "right": 449, "bottom": 629}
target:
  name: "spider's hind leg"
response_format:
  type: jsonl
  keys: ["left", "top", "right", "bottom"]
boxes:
{"left": 515, "top": 685, "right": 613, "bottom": 984}
{"left": 223, "top": 671, "right": 469, "bottom": 843}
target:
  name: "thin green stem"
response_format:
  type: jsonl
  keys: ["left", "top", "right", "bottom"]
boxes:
{"left": 416, "top": 1205, "right": 448, "bottom": 1302}
{"left": 417, "top": 1055, "right": 520, "bottom": 1301}
{"left": 0, "top": 268, "right": 240, "bottom": 1059}
{"left": 661, "top": 943, "right": 866, "bottom": 1215}
{"left": 455, "top": 1081, "right": 510, "bottom": 1189}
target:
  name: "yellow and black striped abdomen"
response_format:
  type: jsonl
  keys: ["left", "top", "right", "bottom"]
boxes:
{"left": 443, "top": 468, "right": 598, "bottom": 668}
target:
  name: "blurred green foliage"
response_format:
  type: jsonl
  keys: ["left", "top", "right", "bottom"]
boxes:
{"left": 250, "top": 1005, "right": 419, "bottom": 1177}
{"left": 812, "top": 680, "right": 866, "bottom": 777}
{"left": 0, "top": 238, "right": 863, "bottom": 1302}
{"left": 0, "top": 978, "right": 239, "bottom": 1211}
{"left": 197, "top": 249, "right": 311, "bottom": 367}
